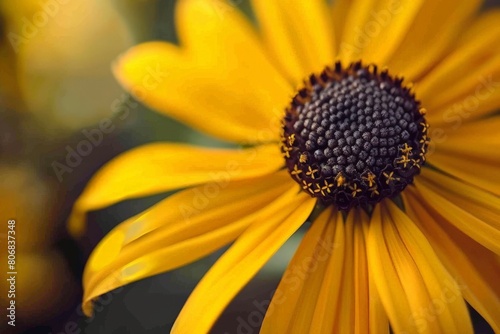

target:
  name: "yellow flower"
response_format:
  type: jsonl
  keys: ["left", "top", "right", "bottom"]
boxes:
{"left": 69, "top": 0, "right": 500, "bottom": 332}
{"left": 0, "top": 0, "right": 133, "bottom": 130}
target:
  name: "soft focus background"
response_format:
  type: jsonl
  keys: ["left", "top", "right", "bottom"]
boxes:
{"left": 0, "top": 0, "right": 498, "bottom": 333}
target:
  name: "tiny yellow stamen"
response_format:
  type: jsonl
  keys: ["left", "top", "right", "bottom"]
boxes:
{"left": 321, "top": 180, "right": 334, "bottom": 195}
{"left": 400, "top": 143, "right": 412, "bottom": 155}
{"left": 350, "top": 183, "right": 362, "bottom": 197}
{"left": 383, "top": 171, "right": 400, "bottom": 184}
{"left": 306, "top": 166, "right": 319, "bottom": 179}
{"left": 420, "top": 135, "right": 430, "bottom": 146}
{"left": 281, "top": 146, "right": 292, "bottom": 158}
{"left": 362, "top": 172, "right": 376, "bottom": 187}
{"left": 369, "top": 186, "right": 380, "bottom": 197}
{"left": 420, "top": 122, "right": 429, "bottom": 132}
{"left": 335, "top": 173, "right": 346, "bottom": 187}
{"left": 411, "top": 159, "right": 421, "bottom": 169}
{"left": 291, "top": 165, "right": 303, "bottom": 176}
{"left": 302, "top": 180, "right": 312, "bottom": 192}
{"left": 299, "top": 153, "right": 308, "bottom": 163}
{"left": 397, "top": 155, "right": 411, "bottom": 168}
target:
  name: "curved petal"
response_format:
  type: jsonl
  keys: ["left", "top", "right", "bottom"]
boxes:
{"left": 385, "top": 0, "right": 481, "bottom": 81}
{"left": 367, "top": 201, "right": 473, "bottom": 334}
{"left": 80, "top": 171, "right": 296, "bottom": 316}
{"left": 68, "top": 143, "right": 282, "bottom": 237}
{"left": 403, "top": 188, "right": 500, "bottom": 333}
{"left": 114, "top": 0, "right": 293, "bottom": 144}
{"left": 414, "top": 168, "right": 500, "bottom": 255}
{"left": 417, "top": 10, "right": 500, "bottom": 125}
{"left": 427, "top": 116, "right": 500, "bottom": 195}
{"left": 250, "top": 0, "right": 335, "bottom": 83}
{"left": 171, "top": 193, "right": 316, "bottom": 333}
{"left": 338, "top": 0, "right": 425, "bottom": 66}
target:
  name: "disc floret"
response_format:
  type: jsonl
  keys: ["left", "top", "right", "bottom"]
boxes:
{"left": 281, "top": 61, "right": 429, "bottom": 210}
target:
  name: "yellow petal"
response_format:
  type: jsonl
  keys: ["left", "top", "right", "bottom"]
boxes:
{"left": 385, "top": 0, "right": 481, "bottom": 81}
{"left": 427, "top": 117, "right": 500, "bottom": 195}
{"left": 260, "top": 208, "right": 342, "bottom": 333}
{"left": 80, "top": 171, "right": 296, "bottom": 316}
{"left": 171, "top": 193, "right": 316, "bottom": 333}
{"left": 68, "top": 143, "right": 282, "bottom": 237}
{"left": 353, "top": 210, "right": 389, "bottom": 334}
{"left": 310, "top": 209, "right": 350, "bottom": 334}
{"left": 338, "top": 0, "right": 376, "bottom": 63}
{"left": 403, "top": 188, "right": 500, "bottom": 333}
{"left": 423, "top": 58, "right": 500, "bottom": 126}
{"left": 339, "top": 0, "right": 425, "bottom": 65}
{"left": 419, "top": 168, "right": 500, "bottom": 223}
{"left": 114, "top": 1, "right": 293, "bottom": 144}
{"left": 368, "top": 201, "right": 473, "bottom": 334}
{"left": 417, "top": 11, "right": 500, "bottom": 125}
{"left": 331, "top": 0, "right": 351, "bottom": 50}
{"left": 262, "top": 208, "right": 388, "bottom": 334}
{"left": 414, "top": 169, "right": 500, "bottom": 255}
{"left": 251, "top": 0, "right": 335, "bottom": 84}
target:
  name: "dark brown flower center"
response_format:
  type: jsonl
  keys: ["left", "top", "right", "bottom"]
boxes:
{"left": 281, "top": 61, "right": 429, "bottom": 210}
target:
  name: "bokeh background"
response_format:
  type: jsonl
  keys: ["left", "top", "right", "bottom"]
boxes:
{"left": 0, "top": 0, "right": 498, "bottom": 333}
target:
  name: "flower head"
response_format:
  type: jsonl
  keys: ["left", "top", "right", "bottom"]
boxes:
{"left": 70, "top": 0, "right": 500, "bottom": 333}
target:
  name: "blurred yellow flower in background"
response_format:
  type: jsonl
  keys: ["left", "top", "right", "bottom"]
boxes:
{"left": 0, "top": 0, "right": 140, "bottom": 332}
{"left": 0, "top": 0, "right": 133, "bottom": 132}
{"left": 70, "top": 0, "right": 500, "bottom": 333}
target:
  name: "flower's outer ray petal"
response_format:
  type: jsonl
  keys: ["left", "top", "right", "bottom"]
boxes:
{"left": 337, "top": 0, "right": 376, "bottom": 63}
{"left": 260, "top": 208, "right": 341, "bottom": 334}
{"left": 261, "top": 209, "right": 388, "bottom": 333}
{"left": 68, "top": 144, "right": 282, "bottom": 237}
{"left": 367, "top": 204, "right": 412, "bottom": 333}
{"left": 81, "top": 172, "right": 292, "bottom": 302}
{"left": 425, "top": 60, "right": 500, "bottom": 127}
{"left": 324, "top": 211, "right": 353, "bottom": 334}
{"left": 80, "top": 173, "right": 298, "bottom": 316}
{"left": 331, "top": 0, "right": 351, "bottom": 49}
{"left": 339, "top": 0, "right": 425, "bottom": 66}
{"left": 250, "top": 0, "right": 335, "bottom": 84}
{"left": 385, "top": 0, "right": 481, "bottom": 81}
{"left": 354, "top": 210, "right": 389, "bottom": 334}
{"left": 414, "top": 169, "right": 500, "bottom": 255}
{"left": 428, "top": 116, "right": 500, "bottom": 195}
{"left": 368, "top": 201, "right": 473, "bottom": 334}
{"left": 114, "top": 1, "right": 293, "bottom": 144}
{"left": 403, "top": 188, "right": 500, "bottom": 333}
{"left": 418, "top": 11, "right": 500, "bottom": 125}
{"left": 308, "top": 210, "right": 348, "bottom": 334}
{"left": 171, "top": 194, "right": 316, "bottom": 333}
{"left": 366, "top": 226, "right": 391, "bottom": 334}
